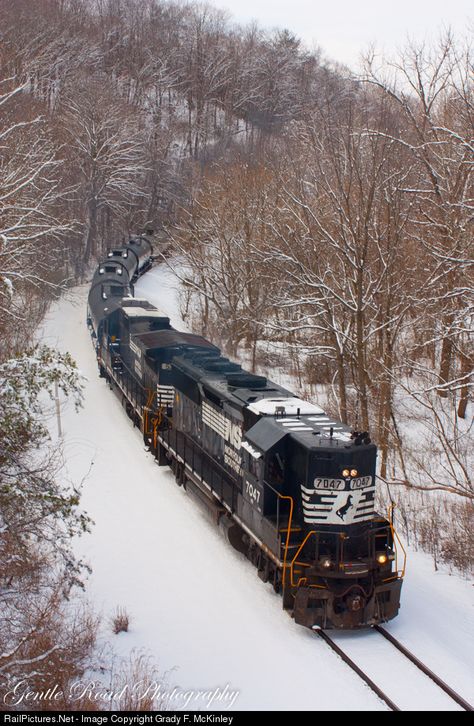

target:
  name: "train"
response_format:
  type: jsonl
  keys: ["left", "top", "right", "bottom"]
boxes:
{"left": 87, "top": 232, "right": 405, "bottom": 630}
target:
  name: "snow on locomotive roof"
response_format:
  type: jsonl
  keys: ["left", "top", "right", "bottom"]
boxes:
{"left": 247, "top": 397, "right": 326, "bottom": 416}
{"left": 121, "top": 306, "right": 168, "bottom": 318}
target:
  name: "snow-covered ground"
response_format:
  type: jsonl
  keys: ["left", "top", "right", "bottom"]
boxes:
{"left": 39, "top": 266, "right": 474, "bottom": 711}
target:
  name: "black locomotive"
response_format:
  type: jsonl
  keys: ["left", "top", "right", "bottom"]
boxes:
{"left": 87, "top": 234, "right": 404, "bottom": 630}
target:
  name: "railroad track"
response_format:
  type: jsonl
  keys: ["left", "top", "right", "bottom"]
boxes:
{"left": 316, "top": 629, "right": 400, "bottom": 711}
{"left": 316, "top": 627, "right": 473, "bottom": 712}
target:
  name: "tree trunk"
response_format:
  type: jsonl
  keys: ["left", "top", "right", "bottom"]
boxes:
{"left": 251, "top": 327, "right": 258, "bottom": 373}
{"left": 355, "top": 269, "right": 369, "bottom": 430}
{"left": 83, "top": 196, "right": 98, "bottom": 267}
{"left": 438, "top": 327, "right": 453, "bottom": 398}
{"left": 378, "top": 334, "right": 393, "bottom": 479}
{"left": 457, "top": 350, "right": 472, "bottom": 419}
{"left": 335, "top": 350, "right": 348, "bottom": 424}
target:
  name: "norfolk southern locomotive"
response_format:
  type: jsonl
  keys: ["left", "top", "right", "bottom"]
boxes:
{"left": 87, "top": 234, "right": 404, "bottom": 630}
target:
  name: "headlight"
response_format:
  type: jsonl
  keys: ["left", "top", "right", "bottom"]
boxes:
{"left": 342, "top": 468, "right": 350, "bottom": 477}
{"left": 350, "top": 468, "right": 358, "bottom": 477}
{"left": 377, "top": 553, "right": 388, "bottom": 565}
{"left": 321, "top": 558, "right": 332, "bottom": 569}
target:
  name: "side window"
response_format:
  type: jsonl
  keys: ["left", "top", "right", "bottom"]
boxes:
{"left": 266, "top": 451, "right": 285, "bottom": 486}
{"left": 243, "top": 451, "right": 262, "bottom": 479}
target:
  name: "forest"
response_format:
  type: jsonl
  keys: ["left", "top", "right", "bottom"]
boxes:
{"left": 0, "top": 0, "right": 472, "bottom": 709}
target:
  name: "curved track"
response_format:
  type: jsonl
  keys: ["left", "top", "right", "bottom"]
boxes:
{"left": 317, "top": 628, "right": 473, "bottom": 711}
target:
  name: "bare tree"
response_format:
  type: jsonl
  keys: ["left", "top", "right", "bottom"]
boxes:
{"left": 261, "top": 87, "right": 413, "bottom": 435}
{"left": 364, "top": 35, "right": 474, "bottom": 401}
{"left": 60, "top": 80, "right": 149, "bottom": 267}
{"left": 169, "top": 159, "right": 279, "bottom": 358}
{"left": 0, "top": 76, "right": 74, "bottom": 351}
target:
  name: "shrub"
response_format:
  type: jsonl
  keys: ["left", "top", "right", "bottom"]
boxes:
{"left": 112, "top": 607, "right": 130, "bottom": 634}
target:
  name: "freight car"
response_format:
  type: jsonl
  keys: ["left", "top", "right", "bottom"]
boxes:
{"left": 87, "top": 236, "right": 405, "bottom": 630}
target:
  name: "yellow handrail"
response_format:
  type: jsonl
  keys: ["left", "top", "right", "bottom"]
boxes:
{"left": 388, "top": 503, "right": 407, "bottom": 578}
{"left": 143, "top": 388, "right": 156, "bottom": 435}
{"left": 152, "top": 415, "right": 161, "bottom": 449}
{"left": 290, "top": 531, "right": 326, "bottom": 589}
{"left": 278, "top": 494, "right": 294, "bottom": 587}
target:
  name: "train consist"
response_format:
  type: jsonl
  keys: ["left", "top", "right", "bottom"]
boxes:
{"left": 87, "top": 234, "right": 405, "bottom": 630}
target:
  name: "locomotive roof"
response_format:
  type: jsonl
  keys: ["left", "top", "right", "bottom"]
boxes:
{"left": 133, "top": 329, "right": 218, "bottom": 352}
{"left": 122, "top": 306, "right": 169, "bottom": 319}
{"left": 247, "top": 397, "right": 325, "bottom": 416}
{"left": 173, "top": 355, "right": 293, "bottom": 402}
{"left": 241, "top": 398, "right": 354, "bottom": 449}
{"left": 122, "top": 298, "right": 155, "bottom": 307}
{"left": 172, "top": 351, "right": 359, "bottom": 449}
{"left": 164, "top": 331, "right": 368, "bottom": 450}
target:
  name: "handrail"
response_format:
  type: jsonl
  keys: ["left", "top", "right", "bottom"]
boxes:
{"left": 143, "top": 388, "right": 156, "bottom": 434}
{"left": 277, "top": 494, "right": 294, "bottom": 586}
{"left": 388, "top": 503, "right": 407, "bottom": 578}
{"left": 107, "top": 350, "right": 147, "bottom": 401}
{"left": 162, "top": 426, "right": 240, "bottom": 487}
{"left": 152, "top": 412, "right": 162, "bottom": 449}
{"left": 289, "top": 531, "right": 326, "bottom": 589}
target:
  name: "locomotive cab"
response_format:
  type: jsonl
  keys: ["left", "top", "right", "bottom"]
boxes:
{"left": 284, "top": 438, "right": 403, "bottom": 629}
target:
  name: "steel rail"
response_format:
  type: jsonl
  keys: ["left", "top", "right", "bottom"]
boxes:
{"left": 374, "top": 625, "right": 473, "bottom": 712}
{"left": 316, "top": 630, "right": 400, "bottom": 711}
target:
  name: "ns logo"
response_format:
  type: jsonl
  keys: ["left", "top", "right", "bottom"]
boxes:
{"left": 226, "top": 420, "right": 242, "bottom": 450}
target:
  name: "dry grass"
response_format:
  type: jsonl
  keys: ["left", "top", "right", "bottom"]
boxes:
{"left": 106, "top": 652, "right": 170, "bottom": 711}
{"left": 111, "top": 607, "right": 130, "bottom": 634}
